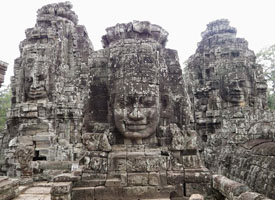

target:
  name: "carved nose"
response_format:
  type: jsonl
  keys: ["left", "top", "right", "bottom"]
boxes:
{"left": 128, "top": 107, "right": 144, "bottom": 120}
{"left": 232, "top": 81, "right": 241, "bottom": 91}
{"left": 30, "top": 78, "right": 38, "bottom": 89}
{"left": 30, "top": 76, "right": 41, "bottom": 89}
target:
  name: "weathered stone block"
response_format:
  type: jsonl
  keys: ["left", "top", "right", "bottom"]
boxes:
{"left": 148, "top": 172, "right": 161, "bottom": 186}
{"left": 53, "top": 173, "right": 80, "bottom": 182}
{"left": 146, "top": 156, "right": 167, "bottom": 172}
{"left": 51, "top": 182, "right": 72, "bottom": 195}
{"left": 108, "top": 152, "right": 127, "bottom": 171}
{"left": 235, "top": 191, "right": 272, "bottom": 200}
{"left": 184, "top": 168, "right": 211, "bottom": 183}
{"left": 126, "top": 155, "right": 147, "bottom": 172}
{"left": 73, "top": 179, "right": 105, "bottom": 187}
{"left": 39, "top": 161, "right": 72, "bottom": 170}
{"left": 128, "top": 173, "right": 148, "bottom": 186}
{"left": 212, "top": 175, "right": 250, "bottom": 200}
{"left": 185, "top": 183, "right": 210, "bottom": 197}
{"left": 167, "top": 171, "right": 183, "bottom": 185}
{"left": 72, "top": 187, "right": 94, "bottom": 200}
{"left": 105, "top": 178, "right": 121, "bottom": 187}
{"left": 17, "top": 136, "right": 33, "bottom": 146}
{"left": 88, "top": 157, "right": 107, "bottom": 173}
{"left": 94, "top": 186, "right": 125, "bottom": 200}
{"left": 123, "top": 186, "right": 173, "bottom": 199}
{"left": 189, "top": 194, "right": 204, "bottom": 200}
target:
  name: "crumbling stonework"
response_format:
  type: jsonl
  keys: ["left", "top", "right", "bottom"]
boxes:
{"left": 0, "top": 61, "right": 8, "bottom": 88}
{"left": 187, "top": 19, "right": 275, "bottom": 199}
{"left": 5, "top": 1, "right": 93, "bottom": 179}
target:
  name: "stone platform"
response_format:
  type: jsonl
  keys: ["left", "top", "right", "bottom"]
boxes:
{"left": 13, "top": 182, "right": 52, "bottom": 200}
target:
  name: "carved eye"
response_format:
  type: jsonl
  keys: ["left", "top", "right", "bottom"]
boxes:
{"left": 37, "top": 74, "right": 45, "bottom": 81}
{"left": 27, "top": 58, "right": 34, "bottom": 64}
{"left": 239, "top": 80, "right": 246, "bottom": 87}
{"left": 144, "top": 57, "right": 153, "bottom": 64}
{"left": 140, "top": 97, "right": 155, "bottom": 107}
{"left": 25, "top": 77, "right": 33, "bottom": 83}
{"left": 126, "top": 96, "right": 135, "bottom": 106}
{"left": 115, "top": 98, "right": 125, "bottom": 109}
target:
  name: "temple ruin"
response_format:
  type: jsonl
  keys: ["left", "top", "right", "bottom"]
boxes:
{"left": 0, "top": 2, "right": 274, "bottom": 200}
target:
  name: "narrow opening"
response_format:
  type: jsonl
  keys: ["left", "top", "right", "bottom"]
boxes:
{"left": 33, "top": 150, "right": 46, "bottom": 161}
{"left": 183, "top": 182, "right": 187, "bottom": 196}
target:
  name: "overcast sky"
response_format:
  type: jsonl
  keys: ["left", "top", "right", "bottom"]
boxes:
{"left": 1, "top": 0, "right": 275, "bottom": 86}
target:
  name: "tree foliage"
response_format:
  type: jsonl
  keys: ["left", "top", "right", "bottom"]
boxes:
{"left": 0, "top": 85, "right": 11, "bottom": 131}
{"left": 256, "top": 45, "right": 275, "bottom": 92}
{"left": 256, "top": 44, "right": 275, "bottom": 109}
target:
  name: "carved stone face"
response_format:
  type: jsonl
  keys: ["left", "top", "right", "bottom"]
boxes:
{"left": 221, "top": 72, "right": 251, "bottom": 103}
{"left": 111, "top": 43, "right": 160, "bottom": 140}
{"left": 23, "top": 49, "right": 49, "bottom": 101}
{"left": 114, "top": 91, "right": 160, "bottom": 139}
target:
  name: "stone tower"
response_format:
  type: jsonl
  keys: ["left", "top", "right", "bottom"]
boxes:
{"left": 187, "top": 19, "right": 275, "bottom": 198}
{"left": 74, "top": 21, "right": 209, "bottom": 199}
{"left": 5, "top": 2, "right": 93, "bottom": 178}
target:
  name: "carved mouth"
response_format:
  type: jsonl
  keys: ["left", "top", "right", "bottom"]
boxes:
{"left": 230, "top": 92, "right": 244, "bottom": 97}
{"left": 123, "top": 121, "right": 148, "bottom": 131}
{"left": 28, "top": 90, "right": 47, "bottom": 99}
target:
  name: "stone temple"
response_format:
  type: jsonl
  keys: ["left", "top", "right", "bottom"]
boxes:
{"left": 0, "top": 2, "right": 274, "bottom": 200}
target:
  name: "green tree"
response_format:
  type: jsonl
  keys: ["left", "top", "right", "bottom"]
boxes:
{"left": 256, "top": 44, "right": 275, "bottom": 109}
{"left": 0, "top": 85, "right": 11, "bottom": 131}
{"left": 256, "top": 45, "right": 275, "bottom": 92}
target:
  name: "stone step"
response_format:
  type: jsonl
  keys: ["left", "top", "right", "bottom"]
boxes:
{"left": 72, "top": 185, "right": 173, "bottom": 200}
{"left": 105, "top": 178, "right": 121, "bottom": 187}
{"left": 18, "top": 185, "right": 31, "bottom": 194}
{"left": 73, "top": 179, "right": 106, "bottom": 187}
{"left": 13, "top": 186, "right": 51, "bottom": 200}
{"left": 72, "top": 187, "right": 95, "bottom": 200}
{"left": 13, "top": 193, "right": 51, "bottom": 200}
{"left": 33, "top": 181, "right": 54, "bottom": 187}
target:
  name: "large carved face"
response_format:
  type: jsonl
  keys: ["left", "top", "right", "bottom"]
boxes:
{"left": 221, "top": 71, "right": 251, "bottom": 104}
{"left": 23, "top": 47, "right": 49, "bottom": 101}
{"left": 112, "top": 43, "right": 161, "bottom": 140}
{"left": 114, "top": 89, "right": 160, "bottom": 139}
